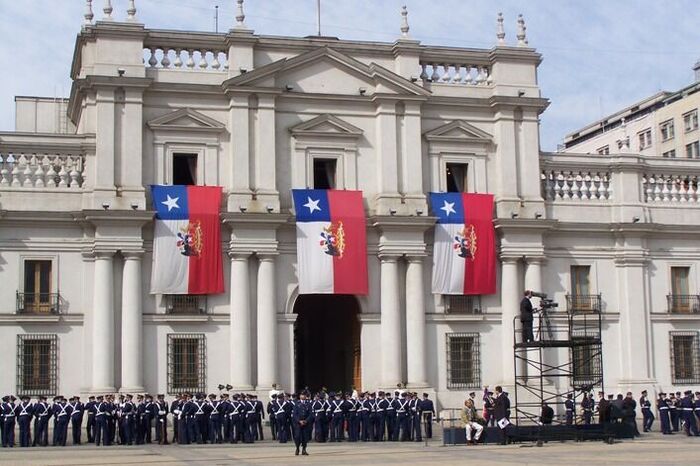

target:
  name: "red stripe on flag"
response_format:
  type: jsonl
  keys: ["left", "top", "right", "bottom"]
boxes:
{"left": 328, "top": 190, "right": 368, "bottom": 295}
{"left": 462, "top": 193, "right": 496, "bottom": 295}
{"left": 186, "top": 186, "right": 224, "bottom": 295}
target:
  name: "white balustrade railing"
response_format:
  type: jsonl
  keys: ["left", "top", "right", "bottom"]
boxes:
{"left": 643, "top": 174, "right": 700, "bottom": 203}
{"left": 0, "top": 153, "right": 85, "bottom": 189}
{"left": 541, "top": 170, "right": 612, "bottom": 201}
{"left": 419, "top": 62, "right": 492, "bottom": 85}
{"left": 144, "top": 47, "right": 228, "bottom": 71}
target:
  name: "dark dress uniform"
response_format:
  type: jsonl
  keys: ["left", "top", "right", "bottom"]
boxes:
{"left": 657, "top": 394, "right": 671, "bottom": 434}
{"left": 32, "top": 398, "right": 50, "bottom": 446}
{"left": 1, "top": 398, "right": 17, "bottom": 447}
{"left": 17, "top": 398, "right": 34, "bottom": 447}
{"left": 564, "top": 397, "right": 574, "bottom": 425}
{"left": 494, "top": 391, "right": 511, "bottom": 445}
{"left": 639, "top": 393, "right": 654, "bottom": 432}
{"left": 155, "top": 397, "right": 169, "bottom": 444}
{"left": 85, "top": 398, "right": 96, "bottom": 443}
{"left": 421, "top": 395, "right": 435, "bottom": 439}
{"left": 70, "top": 399, "right": 84, "bottom": 445}
{"left": 292, "top": 397, "right": 314, "bottom": 455}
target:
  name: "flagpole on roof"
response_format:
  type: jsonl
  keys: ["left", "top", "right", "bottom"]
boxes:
{"left": 317, "top": 0, "right": 321, "bottom": 36}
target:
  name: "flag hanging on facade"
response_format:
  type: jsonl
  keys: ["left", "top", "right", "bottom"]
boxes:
{"left": 430, "top": 192, "right": 496, "bottom": 295}
{"left": 150, "top": 185, "right": 224, "bottom": 295}
{"left": 292, "top": 189, "right": 368, "bottom": 295}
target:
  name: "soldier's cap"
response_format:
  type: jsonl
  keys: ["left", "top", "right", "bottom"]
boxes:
{"left": 468, "top": 392, "right": 475, "bottom": 397}
{"left": 641, "top": 390, "right": 647, "bottom": 394}
{"left": 401, "top": 392, "right": 408, "bottom": 397}
{"left": 684, "top": 390, "right": 693, "bottom": 395}
{"left": 271, "top": 394, "right": 278, "bottom": 399}
{"left": 222, "top": 393, "right": 229, "bottom": 398}
{"left": 75, "top": 395, "right": 81, "bottom": 399}
{"left": 39, "top": 395, "right": 47, "bottom": 401}
{"left": 2, "top": 396, "right": 9, "bottom": 402}
{"left": 96, "top": 395, "right": 104, "bottom": 400}
{"left": 137, "top": 394, "right": 144, "bottom": 398}
{"left": 157, "top": 394, "right": 164, "bottom": 398}
{"left": 695, "top": 391, "right": 700, "bottom": 395}
{"left": 676, "top": 391, "right": 681, "bottom": 395}
{"left": 659, "top": 392, "right": 666, "bottom": 396}
{"left": 126, "top": 394, "right": 133, "bottom": 399}
{"left": 566, "top": 394, "right": 572, "bottom": 398}
{"left": 607, "top": 394, "right": 614, "bottom": 399}
{"left": 52, "top": 396, "right": 60, "bottom": 401}
{"left": 145, "top": 394, "right": 153, "bottom": 399}
{"left": 10, "top": 395, "right": 17, "bottom": 401}
{"left": 378, "top": 391, "right": 384, "bottom": 396}
{"left": 209, "top": 393, "right": 216, "bottom": 398}
{"left": 89, "top": 395, "right": 95, "bottom": 399}
{"left": 21, "top": 395, "right": 30, "bottom": 401}
{"left": 394, "top": 391, "right": 399, "bottom": 395}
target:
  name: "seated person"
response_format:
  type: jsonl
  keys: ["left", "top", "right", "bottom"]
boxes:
{"left": 461, "top": 398, "right": 483, "bottom": 444}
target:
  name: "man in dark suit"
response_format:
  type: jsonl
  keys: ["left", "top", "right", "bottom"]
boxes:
{"left": 493, "top": 386, "right": 511, "bottom": 445}
{"left": 292, "top": 391, "right": 314, "bottom": 456}
{"left": 520, "top": 290, "right": 535, "bottom": 342}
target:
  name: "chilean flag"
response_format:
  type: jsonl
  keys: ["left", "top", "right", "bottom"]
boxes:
{"left": 292, "top": 189, "right": 368, "bottom": 295}
{"left": 150, "top": 185, "right": 224, "bottom": 295}
{"left": 430, "top": 192, "right": 496, "bottom": 295}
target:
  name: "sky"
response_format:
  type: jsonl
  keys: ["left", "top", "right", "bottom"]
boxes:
{"left": 0, "top": 0, "right": 698, "bottom": 151}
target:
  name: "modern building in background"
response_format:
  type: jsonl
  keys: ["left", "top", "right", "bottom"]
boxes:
{"left": 1, "top": 2, "right": 699, "bottom": 411}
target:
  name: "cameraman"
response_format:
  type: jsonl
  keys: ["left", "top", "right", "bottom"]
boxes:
{"left": 520, "top": 290, "right": 536, "bottom": 342}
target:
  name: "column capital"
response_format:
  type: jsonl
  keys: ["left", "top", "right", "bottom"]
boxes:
{"left": 228, "top": 251, "right": 252, "bottom": 260}
{"left": 256, "top": 253, "right": 278, "bottom": 262}
{"left": 122, "top": 250, "right": 145, "bottom": 260}
{"left": 500, "top": 256, "right": 520, "bottom": 265}
{"left": 378, "top": 253, "right": 402, "bottom": 262}
{"left": 525, "top": 256, "right": 547, "bottom": 265}
{"left": 94, "top": 250, "right": 116, "bottom": 259}
{"left": 406, "top": 254, "right": 427, "bottom": 263}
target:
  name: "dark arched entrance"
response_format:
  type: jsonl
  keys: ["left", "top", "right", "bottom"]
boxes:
{"left": 293, "top": 294, "right": 361, "bottom": 393}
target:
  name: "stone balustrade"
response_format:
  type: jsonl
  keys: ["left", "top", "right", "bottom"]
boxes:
{"left": 419, "top": 62, "right": 492, "bottom": 85}
{"left": 144, "top": 46, "right": 228, "bottom": 71}
{"left": 541, "top": 169, "right": 612, "bottom": 201}
{"left": 0, "top": 153, "right": 85, "bottom": 189}
{"left": 643, "top": 174, "right": 700, "bottom": 203}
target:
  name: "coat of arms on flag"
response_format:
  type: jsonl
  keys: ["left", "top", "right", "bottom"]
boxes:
{"left": 292, "top": 189, "right": 368, "bottom": 295}
{"left": 150, "top": 185, "right": 224, "bottom": 295}
{"left": 430, "top": 192, "right": 496, "bottom": 295}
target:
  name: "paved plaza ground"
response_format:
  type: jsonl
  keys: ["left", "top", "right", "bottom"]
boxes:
{"left": 1, "top": 432, "right": 698, "bottom": 466}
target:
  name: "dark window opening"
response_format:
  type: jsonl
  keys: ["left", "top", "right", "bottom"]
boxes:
{"left": 23, "top": 260, "right": 52, "bottom": 313}
{"left": 173, "top": 154, "right": 197, "bottom": 185}
{"left": 313, "top": 158, "right": 337, "bottom": 189}
{"left": 17, "top": 334, "right": 58, "bottom": 396}
{"left": 167, "top": 334, "right": 206, "bottom": 394}
{"left": 446, "top": 162, "right": 468, "bottom": 193}
{"left": 446, "top": 332, "right": 481, "bottom": 389}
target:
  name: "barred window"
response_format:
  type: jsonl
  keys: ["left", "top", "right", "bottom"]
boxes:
{"left": 165, "top": 295, "right": 207, "bottom": 314}
{"left": 17, "top": 334, "right": 58, "bottom": 397}
{"left": 446, "top": 333, "right": 480, "bottom": 389}
{"left": 167, "top": 334, "right": 206, "bottom": 394}
{"left": 670, "top": 331, "right": 700, "bottom": 384}
{"left": 571, "top": 337, "right": 602, "bottom": 388}
{"left": 444, "top": 295, "right": 482, "bottom": 314}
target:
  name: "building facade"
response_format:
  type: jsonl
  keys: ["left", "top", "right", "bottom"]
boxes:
{"left": 1, "top": 3, "right": 699, "bottom": 411}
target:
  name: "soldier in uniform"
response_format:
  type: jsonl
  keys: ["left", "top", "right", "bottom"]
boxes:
{"left": 254, "top": 395, "right": 265, "bottom": 441}
{"left": 208, "top": 393, "right": 223, "bottom": 444}
{"left": 639, "top": 390, "right": 654, "bottom": 432}
{"left": 155, "top": 394, "right": 169, "bottom": 445}
{"left": 85, "top": 395, "right": 96, "bottom": 443}
{"left": 180, "top": 393, "right": 194, "bottom": 445}
{"left": 169, "top": 394, "right": 182, "bottom": 444}
{"left": 376, "top": 391, "right": 389, "bottom": 441}
{"left": 409, "top": 393, "right": 423, "bottom": 442}
{"left": 53, "top": 396, "right": 72, "bottom": 446}
{"left": 273, "top": 393, "right": 289, "bottom": 443}
{"left": 695, "top": 392, "right": 700, "bottom": 429}
{"left": 657, "top": 392, "right": 672, "bottom": 434}
{"left": 94, "top": 395, "right": 109, "bottom": 446}
{"left": 421, "top": 393, "right": 435, "bottom": 439}
{"left": 1, "top": 395, "right": 17, "bottom": 448}
{"left": 69, "top": 396, "right": 84, "bottom": 445}
{"left": 32, "top": 395, "right": 50, "bottom": 446}
{"left": 346, "top": 392, "right": 359, "bottom": 442}
{"left": 681, "top": 390, "right": 699, "bottom": 436}
{"left": 311, "top": 393, "right": 326, "bottom": 442}
{"left": 358, "top": 392, "right": 371, "bottom": 441}
{"left": 193, "top": 393, "right": 210, "bottom": 444}
{"left": 243, "top": 394, "right": 258, "bottom": 443}
{"left": 267, "top": 393, "right": 278, "bottom": 440}
{"left": 17, "top": 395, "right": 33, "bottom": 448}
{"left": 580, "top": 392, "right": 593, "bottom": 425}
{"left": 669, "top": 392, "right": 680, "bottom": 431}
{"left": 329, "top": 392, "right": 347, "bottom": 442}
{"left": 395, "top": 392, "right": 411, "bottom": 441}
{"left": 292, "top": 391, "right": 313, "bottom": 456}
{"left": 120, "top": 394, "right": 135, "bottom": 445}
{"left": 564, "top": 393, "right": 574, "bottom": 425}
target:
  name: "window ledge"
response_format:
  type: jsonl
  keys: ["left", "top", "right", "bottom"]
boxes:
{"left": 651, "top": 313, "right": 700, "bottom": 322}
{"left": 427, "top": 313, "right": 502, "bottom": 322}
{"left": 143, "top": 313, "right": 229, "bottom": 323}
{"left": 0, "top": 314, "right": 83, "bottom": 324}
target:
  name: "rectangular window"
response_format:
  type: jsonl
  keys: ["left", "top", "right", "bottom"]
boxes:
{"left": 670, "top": 331, "right": 700, "bottom": 384}
{"left": 669, "top": 266, "right": 692, "bottom": 313}
{"left": 446, "top": 162, "right": 468, "bottom": 193}
{"left": 22, "top": 260, "right": 52, "bottom": 313}
{"left": 572, "top": 337, "right": 602, "bottom": 388}
{"left": 172, "top": 153, "right": 197, "bottom": 185}
{"left": 17, "top": 334, "right": 58, "bottom": 397}
{"left": 444, "top": 295, "right": 481, "bottom": 314}
{"left": 686, "top": 141, "right": 700, "bottom": 158}
{"left": 660, "top": 119, "right": 675, "bottom": 141}
{"left": 684, "top": 110, "right": 699, "bottom": 133}
{"left": 165, "top": 295, "right": 207, "bottom": 314}
{"left": 167, "top": 334, "right": 206, "bottom": 394}
{"left": 596, "top": 145, "right": 610, "bottom": 155}
{"left": 638, "top": 129, "right": 652, "bottom": 150}
{"left": 312, "top": 158, "right": 337, "bottom": 189}
{"left": 569, "top": 265, "right": 596, "bottom": 311}
{"left": 446, "top": 333, "right": 480, "bottom": 389}
{"left": 662, "top": 149, "right": 676, "bottom": 158}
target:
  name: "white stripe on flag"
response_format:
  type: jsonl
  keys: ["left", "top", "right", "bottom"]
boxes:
{"left": 431, "top": 223, "right": 466, "bottom": 295}
{"left": 150, "top": 219, "right": 190, "bottom": 294}
{"left": 296, "top": 222, "right": 334, "bottom": 294}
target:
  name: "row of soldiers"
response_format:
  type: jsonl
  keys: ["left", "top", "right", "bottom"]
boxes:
{"left": 1, "top": 389, "right": 435, "bottom": 448}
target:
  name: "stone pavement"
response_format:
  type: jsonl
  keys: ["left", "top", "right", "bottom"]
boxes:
{"left": 1, "top": 433, "right": 698, "bottom": 466}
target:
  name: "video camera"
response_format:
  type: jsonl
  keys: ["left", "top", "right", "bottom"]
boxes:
{"left": 531, "top": 292, "right": 559, "bottom": 311}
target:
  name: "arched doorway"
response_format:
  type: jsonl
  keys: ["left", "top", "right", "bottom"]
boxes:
{"left": 293, "top": 294, "right": 361, "bottom": 393}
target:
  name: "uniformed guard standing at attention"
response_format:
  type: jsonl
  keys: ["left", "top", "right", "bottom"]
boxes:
{"left": 17, "top": 395, "right": 34, "bottom": 448}
{"left": 94, "top": 395, "right": 109, "bottom": 446}
{"left": 395, "top": 392, "right": 410, "bottom": 442}
{"left": 639, "top": 390, "right": 654, "bottom": 432}
{"left": 385, "top": 392, "right": 398, "bottom": 441}
{"left": 180, "top": 393, "right": 194, "bottom": 445}
{"left": 155, "top": 394, "right": 169, "bottom": 445}
{"left": 254, "top": 395, "right": 265, "bottom": 441}
{"left": 358, "top": 392, "right": 371, "bottom": 441}
{"left": 669, "top": 393, "right": 679, "bottom": 431}
{"left": 274, "top": 393, "right": 290, "bottom": 443}
{"left": 53, "top": 396, "right": 72, "bottom": 446}
{"left": 421, "top": 393, "right": 435, "bottom": 439}
{"left": 564, "top": 394, "right": 574, "bottom": 425}
{"left": 85, "top": 395, "right": 96, "bottom": 443}
{"left": 657, "top": 392, "right": 671, "bottom": 434}
{"left": 121, "top": 394, "right": 135, "bottom": 445}
{"left": 311, "top": 393, "right": 326, "bottom": 442}
{"left": 292, "top": 391, "right": 313, "bottom": 456}
{"left": 243, "top": 394, "right": 258, "bottom": 443}
{"left": 681, "top": 390, "right": 699, "bottom": 436}
{"left": 580, "top": 392, "right": 593, "bottom": 425}
{"left": 409, "top": 393, "right": 423, "bottom": 442}
{"left": 267, "top": 394, "right": 278, "bottom": 440}
{"left": 207, "top": 393, "right": 222, "bottom": 444}
{"left": 1, "top": 395, "right": 17, "bottom": 447}
{"left": 33, "top": 395, "right": 50, "bottom": 446}
{"left": 69, "top": 396, "right": 85, "bottom": 445}
{"left": 346, "top": 392, "right": 359, "bottom": 442}
{"left": 230, "top": 394, "right": 244, "bottom": 443}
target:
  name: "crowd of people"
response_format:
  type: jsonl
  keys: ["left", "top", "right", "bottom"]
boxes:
{"left": 0, "top": 386, "right": 437, "bottom": 454}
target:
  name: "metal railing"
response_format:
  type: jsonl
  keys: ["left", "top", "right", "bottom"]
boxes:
{"left": 565, "top": 294, "right": 602, "bottom": 313}
{"left": 165, "top": 294, "right": 207, "bottom": 314}
{"left": 16, "top": 292, "right": 61, "bottom": 314}
{"left": 667, "top": 294, "right": 700, "bottom": 314}
{"left": 444, "top": 295, "right": 482, "bottom": 314}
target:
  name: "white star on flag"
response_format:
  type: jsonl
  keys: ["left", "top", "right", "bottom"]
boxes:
{"left": 440, "top": 200, "right": 456, "bottom": 216}
{"left": 161, "top": 195, "right": 180, "bottom": 211}
{"left": 303, "top": 197, "right": 321, "bottom": 214}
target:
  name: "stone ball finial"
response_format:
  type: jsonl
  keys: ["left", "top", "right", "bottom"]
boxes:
{"left": 400, "top": 5, "right": 410, "bottom": 37}
{"left": 516, "top": 14, "right": 528, "bottom": 46}
{"left": 496, "top": 12, "right": 505, "bottom": 45}
{"left": 127, "top": 0, "right": 137, "bottom": 22}
{"left": 84, "top": 0, "right": 94, "bottom": 26}
{"left": 235, "top": 0, "right": 247, "bottom": 28}
{"left": 103, "top": 0, "right": 113, "bottom": 21}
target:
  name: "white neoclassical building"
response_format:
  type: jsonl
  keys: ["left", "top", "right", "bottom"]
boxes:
{"left": 1, "top": 2, "right": 699, "bottom": 411}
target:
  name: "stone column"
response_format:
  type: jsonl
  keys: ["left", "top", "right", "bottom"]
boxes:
{"left": 406, "top": 256, "right": 428, "bottom": 388}
{"left": 120, "top": 252, "right": 144, "bottom": 392}
{"left": 230, "top": 253, "right": 253, "bottom": 390}
{"left": 92, "top": 251, "right": 116, "bottom": 392}
{"left": 500, "top": 257, "right": 520, "bottom": 386}
{"left": 256, "top": 254, "right": 278, "bottom": 390}
{"left": 380, "top": 255, "right": 402, "bottom": 387}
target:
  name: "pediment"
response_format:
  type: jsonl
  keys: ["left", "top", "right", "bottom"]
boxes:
{"left": 290, "top": 114, "right": 363, "bottom": 139}
{"left": 424, "top": 120, "right": 493, "bottom": 143}
{"left": 223, "top": 46, "right": 430, "bottom": 97}
{"left": 147, "top": 108, "right": 226, "bottom": 133}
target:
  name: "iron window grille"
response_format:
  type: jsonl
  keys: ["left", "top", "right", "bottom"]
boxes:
{"left": 446, "top": 332, "right": 481, "bottom": 389}
{"left": 571, "top": 337, "right": 603, "bottom": 389}
{"left": 17, "top": 334, "right": 58, "bottom": 397}
{"left": 444, "top": 295, "right": 482, "bottom": 314}
{"left": 667, "top": 295, "right": 700, "bottom": 314}
{"left": 566, "top": 294, "right": 602, "bottom": 313}
{"left": 670, "top": 331, "right": 700, "bottom": 385}
{"left": 167, "top": 333, "right": 206, "bottom": 394}
{"left": 165, "top": 294, "right": 207, "bottom": 314}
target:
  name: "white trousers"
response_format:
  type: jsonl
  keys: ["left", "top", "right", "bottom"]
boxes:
{"left": 465, "top": 422, "right": 483, "bottom": 441}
